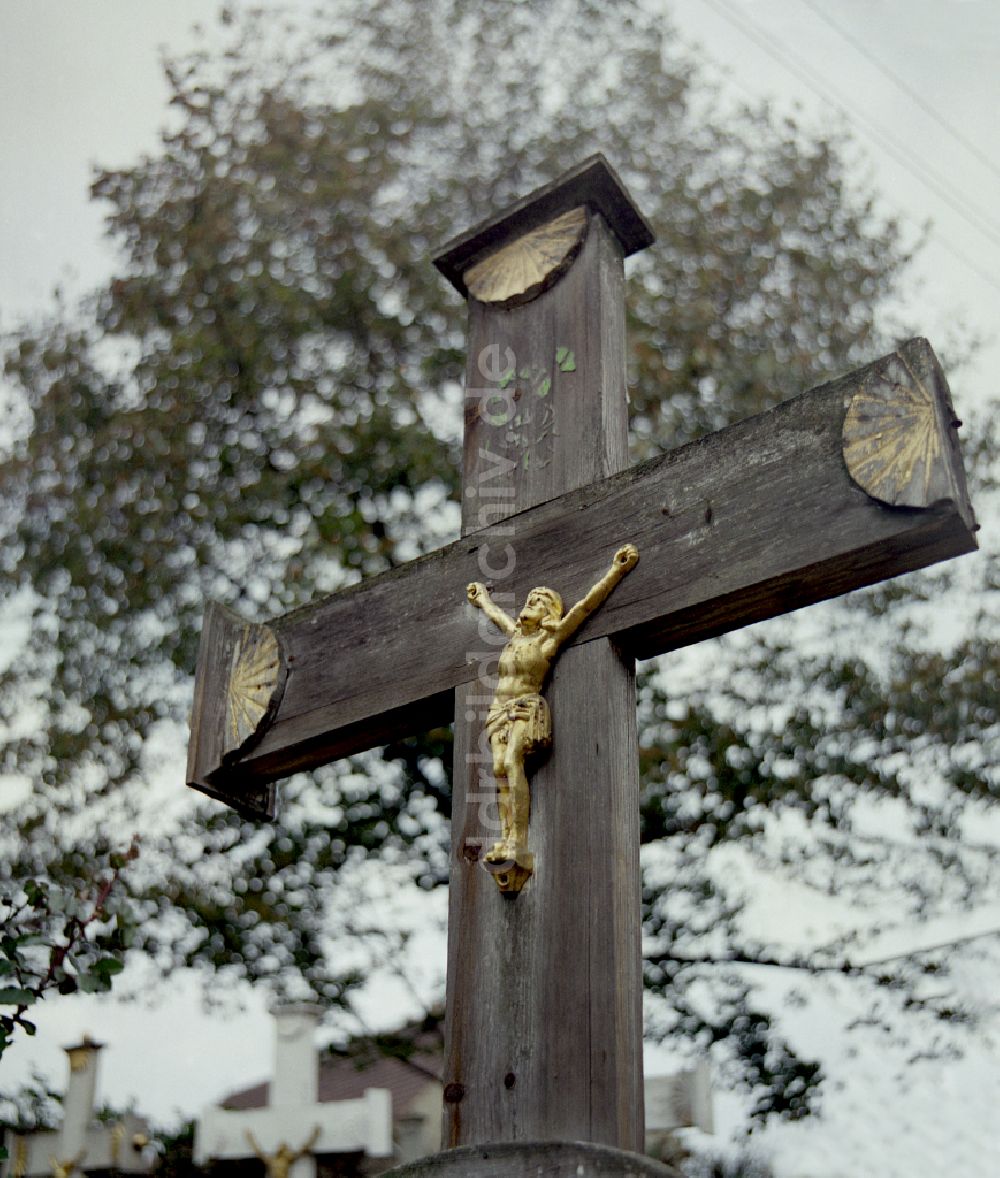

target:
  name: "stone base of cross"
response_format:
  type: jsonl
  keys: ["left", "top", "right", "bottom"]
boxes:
{"left": 185, "top": 156, "right": 976, "bottom": 1173}
{"left": 379, "top": 1066, "right": 712, "bottom": 1175}
{"left": 381, "top": 1140, "right": 679, "bottom": 1176}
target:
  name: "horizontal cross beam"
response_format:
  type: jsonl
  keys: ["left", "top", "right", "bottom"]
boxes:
{"left": 187, "top": 338, "right": 976, "bottom": 817}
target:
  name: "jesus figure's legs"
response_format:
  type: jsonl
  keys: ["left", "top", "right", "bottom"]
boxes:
{"left": 502, "top": 721, "right": 531, "bottom": 859}
{"left": 489, "top": 729, "right": 513, "bottom": 860}
{"left": 487, "top": 720, "right": 531, "bottom": 862}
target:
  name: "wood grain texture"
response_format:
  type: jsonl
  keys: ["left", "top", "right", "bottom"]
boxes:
{"left": 445, "top": 645, "right": 642, "bottom": 1148}
{"left": 461, "top": 214, "right": 629, "bottom": 524}
{"left": 187, "top": 337, "right": 976, "bottom": 797}
{"left": 444, "top": 207, "right": 643, "bottom": 1150}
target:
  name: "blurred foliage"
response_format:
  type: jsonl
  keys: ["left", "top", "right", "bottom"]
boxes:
{"left": 0, "top": 1071, "right": 61, "bottom": 1133}
{"left": 0, "top": 840, "right": 139, "bottom": 1060}
{"left": 0, "top": 0, "right": 996, "bottom": 1127}
{"left": 682, "top": 1152, "right": 775, "bottom": 1178}
{"left": 323, "top": 1006, "right": 444, "bottom": 1080}
{"left": 150, "top": 1122, "right": 205, "bottom": 1178}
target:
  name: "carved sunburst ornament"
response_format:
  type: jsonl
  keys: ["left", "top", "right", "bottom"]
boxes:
{"left": 842, "top": 355, "right": 949, "bottom": 508}
{"left": 225, "top": 624, "right": 283, "bottom": 758}
{"left": 465, "top": 206, "right": 588, "bottom": 306}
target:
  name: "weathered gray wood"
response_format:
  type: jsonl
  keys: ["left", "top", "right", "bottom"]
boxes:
{"left": 381, "top": 1140, "right": 679, "bottom": 1177}
{"left": 187, "top": 336, "right": 977, "bottom": 805}
{"left": 443, "top": 206, "right": 644, "bottom": 1150}
{"left": 446, "top": 646, "right": 643, "bottom": 1148}
{"left": 460, "top": 205, "right": 629, "bottom": 520}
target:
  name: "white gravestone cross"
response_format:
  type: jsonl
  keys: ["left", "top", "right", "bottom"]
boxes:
{"left": 194, "top": 1005, "right": 392, "bottom": 1175}
{"left": 0, "top": 1038, "right": 152, "bottom": 1178}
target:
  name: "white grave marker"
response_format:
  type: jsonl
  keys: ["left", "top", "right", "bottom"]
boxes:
{"left": 1, "top": 1038, "right": 152, "bottom": 1178}
{"left": 194, "top": 1005, "right": 392, "bottom": 1176}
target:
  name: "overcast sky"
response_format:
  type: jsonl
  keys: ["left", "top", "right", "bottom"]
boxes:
{"left": 1, "top": 2, "right": 998, "bottom": 1172}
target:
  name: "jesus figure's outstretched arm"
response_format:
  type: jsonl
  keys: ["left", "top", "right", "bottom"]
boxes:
{"left": 466, "top": 581, "right": 517, "bottom": 636}
{"left": 554, "top": 544, "right": 639, "bottom": 645}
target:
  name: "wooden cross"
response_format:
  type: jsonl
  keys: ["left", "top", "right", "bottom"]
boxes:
{"left": 186, "top": 156, "right": 977, "bottom": 1158}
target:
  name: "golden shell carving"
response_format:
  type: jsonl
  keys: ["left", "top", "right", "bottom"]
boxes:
{"left": 225, "top": 624, "right": 283, "bottom": 757}
{"left": 465, "top": 206, "right": 588, "bottom": 306}
{"left": 843, "top": 355, "right": 948, "bottom": 508}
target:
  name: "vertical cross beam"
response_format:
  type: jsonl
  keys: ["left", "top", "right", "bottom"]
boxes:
{"left": 435, "top": 157, "right": 654, "bottom": 1150}
{"left": 271, "top": 1004, "right": 322, "bottom": 1178}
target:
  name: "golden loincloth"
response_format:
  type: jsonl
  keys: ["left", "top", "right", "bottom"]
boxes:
{"left": 485, "top": 692, "right": 552, "bottom": 751}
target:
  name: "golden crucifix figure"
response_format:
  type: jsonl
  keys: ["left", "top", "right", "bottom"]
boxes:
{"left": 244, "top": 1127, "right": 320, "bottom": 1178}
{"left": 467, "top": 543, "right": 639, "bottom": 892}
{"left": 49, "top": 1154, "right": 85, "bottom": 1178}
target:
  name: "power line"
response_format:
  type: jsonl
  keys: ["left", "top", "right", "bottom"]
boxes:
{"left": 663, "top": 925, "right": 1000, "bottom": 973}
{"left": 700, "top": 52, "right": 1000, "bottom": 300}
{"left": 852, "top": 923, "right": 1000, "bottom": 969}
{"left": 699, "top": 0, "right": 1000, "bottom": 298}
{"left": 701, "top": 0, "right": 1000, "bottom": 247}
{"left": 796, "top": 0, "right": 1000, "bottom": 188}
{"left": 920, "top": 234, "right": 1000, "bottom": 302}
